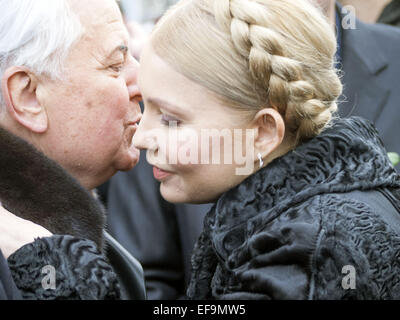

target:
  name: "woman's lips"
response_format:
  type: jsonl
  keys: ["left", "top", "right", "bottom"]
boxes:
{"left": 153, "top": 166, "right": 173, "bottom": 180}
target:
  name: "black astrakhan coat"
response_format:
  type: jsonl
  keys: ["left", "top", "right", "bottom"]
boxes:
{"left": 187, "top": 117, "right": 400, "bottom": 300}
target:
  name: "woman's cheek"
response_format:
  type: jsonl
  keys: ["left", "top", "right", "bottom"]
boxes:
{"left": 174, "top": 128, "right": 203, "bottom": 169}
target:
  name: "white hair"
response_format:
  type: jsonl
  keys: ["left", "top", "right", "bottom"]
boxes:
{"left": 0, "top": 0, "right": 82, "bottom": 110}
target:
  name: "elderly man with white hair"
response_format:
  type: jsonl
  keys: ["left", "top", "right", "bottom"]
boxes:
{"left": 0, "top": 0, "right": 145, "bottom": 299}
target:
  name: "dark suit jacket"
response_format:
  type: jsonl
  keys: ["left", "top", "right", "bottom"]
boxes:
{"left": 0, "top": 250, "right": 21, "bottom": 300}
{"left": 338, "top": 7, "right": 400, "bottom": 156}
{"left": 105, "top": 7, "right": 400, "bottom": 300}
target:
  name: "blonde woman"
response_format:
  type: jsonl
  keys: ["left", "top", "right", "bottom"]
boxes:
{"left": 134, "top": 0, "right": 400, "bottom": 299}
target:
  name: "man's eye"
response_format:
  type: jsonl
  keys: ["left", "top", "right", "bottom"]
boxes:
{"left": 109, "top": 64, "right": 123, "bottom": 73}
{"left": 161, "top": 114, "right": 181, "bottom": 126}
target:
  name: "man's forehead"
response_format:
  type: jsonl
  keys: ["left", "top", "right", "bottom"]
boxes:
{"left": 67, "top": 0, "right": 129, "bottom": 58}
{"left": 71, "top": 0, "right": 128, "bottom": 41}
{"left": 68, "top": 0, "right": 123, "bottom": 27}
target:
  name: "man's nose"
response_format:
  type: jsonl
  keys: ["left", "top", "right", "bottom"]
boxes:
{"left": 133, "top": 117, "right": 147, "bottom": 150}
{"left": 133, "top": 113, "right": 157, "bottom": 151}
{"left": 124, "top": 56, "right": 141, "bottom": 103}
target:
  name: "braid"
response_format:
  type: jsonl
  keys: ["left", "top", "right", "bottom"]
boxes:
{"left": 214, "top": 0, "right": 341, "bottom": 143}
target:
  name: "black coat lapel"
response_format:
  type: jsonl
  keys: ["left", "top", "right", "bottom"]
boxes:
{"left": 337, "top": 7, "right": 390, "bottom": 121}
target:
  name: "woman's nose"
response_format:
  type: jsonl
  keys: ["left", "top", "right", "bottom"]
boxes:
{"left": 133, "top": 114, "right": 160, "bottom": 151}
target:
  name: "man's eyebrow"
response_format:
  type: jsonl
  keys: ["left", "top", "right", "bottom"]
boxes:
{"left": 147, "top": 98, "right": 189, "bottom": 117}
{"left": 106, "top": 44, "right": 128, "bottom": 58}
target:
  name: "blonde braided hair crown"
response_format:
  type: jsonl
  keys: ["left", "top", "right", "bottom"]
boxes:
{"left": 213, "top": 0, "right": 342, "bottom": 143}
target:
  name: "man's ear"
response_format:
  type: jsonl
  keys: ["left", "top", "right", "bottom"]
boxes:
{"left": 1, "top": 66, "right": 48, "bottom": 133}
{"left": 251, "top": 107, "right": 285, "bottom": 165}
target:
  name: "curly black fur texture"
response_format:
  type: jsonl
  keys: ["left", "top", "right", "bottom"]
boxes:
{"left": 187, "top": 117, "right": 400, "bottom": 300}
{"left": 7, "top": 235, "right": 120, "bottom": 300}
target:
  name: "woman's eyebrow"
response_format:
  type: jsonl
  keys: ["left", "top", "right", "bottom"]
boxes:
{"left": 147, "top": 98, "right": 190, "bottom": 118}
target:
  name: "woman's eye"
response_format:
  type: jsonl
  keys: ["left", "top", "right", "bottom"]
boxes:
{"left": 161, "top": 114, "right": 181, "bottom": 126}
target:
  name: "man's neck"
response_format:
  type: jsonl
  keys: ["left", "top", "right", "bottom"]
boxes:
{"left": 313, "top": 0, "right": 336, "bottom": 31}
{"left": 338, "top": 0, "right": 392, "bottom": 23}
{"left": 325, "top": 0, "right": 337, "bottom": 30}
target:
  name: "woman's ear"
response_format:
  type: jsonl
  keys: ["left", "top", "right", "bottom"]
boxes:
{"left": 251, "top": 107, "right": 285, "bottom": 166}
{"left": 1, "top": 66, "right": 48, "bottom": 133}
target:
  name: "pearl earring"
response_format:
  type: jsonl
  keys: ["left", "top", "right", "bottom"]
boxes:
{"left": 258, "top": 153, "right": 264, "bottom": 167}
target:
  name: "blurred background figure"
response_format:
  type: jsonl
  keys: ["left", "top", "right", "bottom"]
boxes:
{"left": 119, "top": 0, "right": 179, "bottom": 60}
{"left": 338, "top": 0, "right": 400, "bottom": 26}
{"left": 120, "top": 0, "right": 178, "bottom": 28}
{"left": 312, "top": 0, "right": 400, "bottom": 157}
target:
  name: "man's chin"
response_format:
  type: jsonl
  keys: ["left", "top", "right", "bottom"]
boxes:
{"left": 111, "top": 146, "right": 141, "bottom": 174}
{"left": 124, "top": 145, "right": 141, "bottom": 170}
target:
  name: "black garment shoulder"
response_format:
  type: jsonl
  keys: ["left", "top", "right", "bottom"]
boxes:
{"left": 0, "top": 250, "right": 21, "bottom": 300}
{"left": 187, "top": 117, "right": 400, "bottom": 299}
{"left": 7, "top": 235, "right": 120, "bottom": 300}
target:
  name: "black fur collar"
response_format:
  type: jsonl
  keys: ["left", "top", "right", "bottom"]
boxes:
{"left": 188, "top": 116, "right": 400, "bottom": 298}
{"left": 211, "top": 116, "right": 400, "bottom": 232}
{"left": 0, "top": 127, "right": 106, "bottom": 250}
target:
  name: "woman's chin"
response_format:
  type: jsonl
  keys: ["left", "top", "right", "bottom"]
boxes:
{"left": 160, "top": 183, "right": 187, "bottom": 204}
{"left": 159, "top": 182, "right": 217, "bottom": 204}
